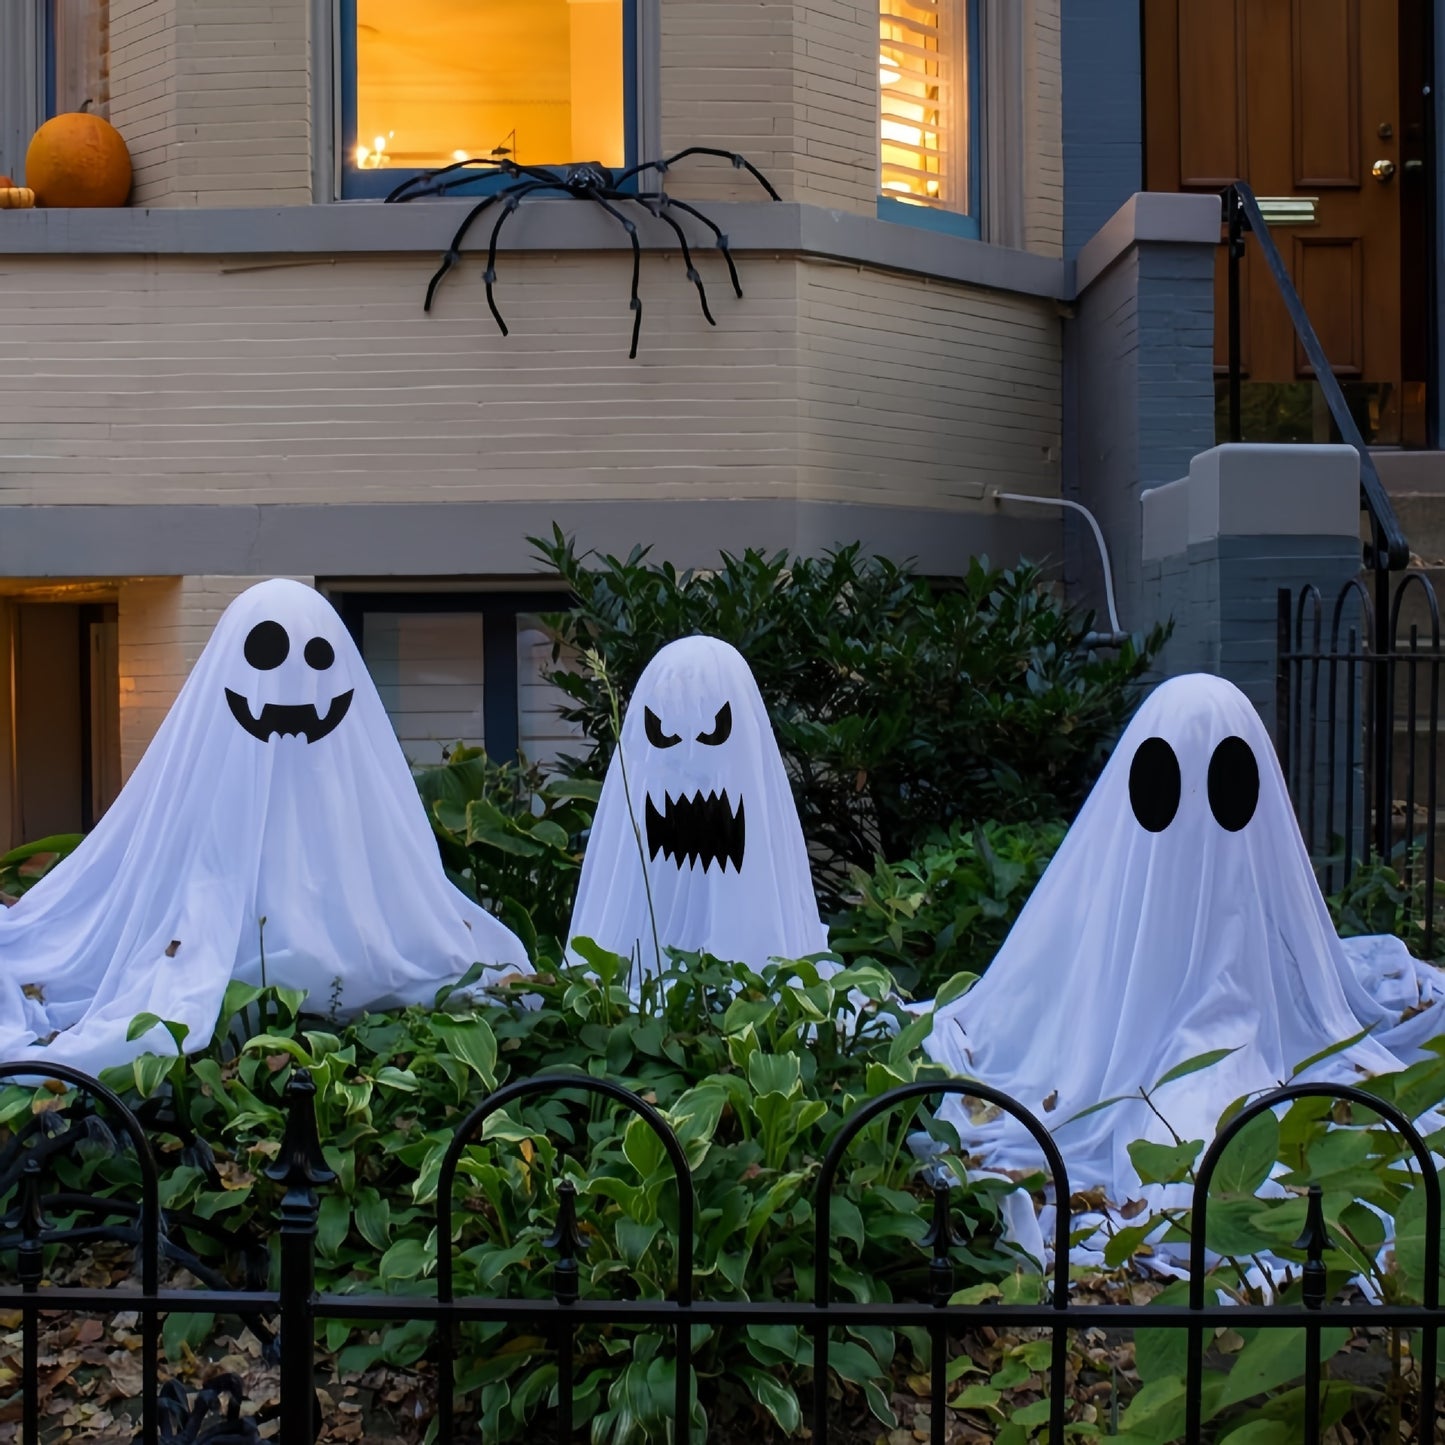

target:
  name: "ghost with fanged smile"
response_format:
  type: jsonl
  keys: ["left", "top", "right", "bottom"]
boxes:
{"left": 0, "top": 579, "right": 531, "bottom": 1075}
{"left": 567, "top": 635, "right": 829, "bottom": 981}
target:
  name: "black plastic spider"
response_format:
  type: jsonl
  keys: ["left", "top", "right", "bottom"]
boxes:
{"left": 384, "top": 147, "right": 780, "bottom": 358}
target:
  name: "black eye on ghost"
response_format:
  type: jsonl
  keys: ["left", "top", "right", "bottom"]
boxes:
{"left": 226, "top": 620, "right": 354, "bottom": 744}
{"left": 641, "top": 701, "right": 743, "bottom": 872}
{"left": 1127, "top": 735, "right": 1260, "bottom": 832}
{"left": 643, "top": 702, "right": 732, "bottom": 748}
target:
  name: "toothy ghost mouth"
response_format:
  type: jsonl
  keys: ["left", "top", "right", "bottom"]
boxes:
{"left": 645, "top": 790, "right": 745, "bottom": 873}
{"left": 225, "top": 689, "right": 354, "bottom": 743}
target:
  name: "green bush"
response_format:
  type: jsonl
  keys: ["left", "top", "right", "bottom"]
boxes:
{"left": 416, "top": 746, "right": 601, "bottom": 959}
{"left": 24, "top": 953, "right": 1032, "bottom": 1443}
{"left": 531, "top": 530, "right": 1165, "bottom": 910}
{"left": 0, "top": 833, "right": 81, "bottom": 903}
{"left": 830, "top": 819, "right": 1067, "bottom": 997}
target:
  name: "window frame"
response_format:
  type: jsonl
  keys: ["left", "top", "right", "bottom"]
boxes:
{"left": 335, "top": 0, "right": 640, "bottom": 201}
{"left": 876, "top": 0, "right": 981, "bottom": 240}
{"left": 331, "top": 588, "right": 572, "bottom": 764}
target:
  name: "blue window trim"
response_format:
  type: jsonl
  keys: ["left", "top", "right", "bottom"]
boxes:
{"left": 876, "top": 0, "right": 981, "bottom": 240}
{"left": 337, "top": 0, "right": 639, "bottom": 201}
{"left": 43, "top": 0, "right": 56, "bottom": 118}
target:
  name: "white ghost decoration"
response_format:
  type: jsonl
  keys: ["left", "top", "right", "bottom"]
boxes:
{"left": 567, "top": 635, "right": 829, "bottom": 980}
{"left": 0, "top": 579, "right": 530, "bottom": 1075}
{"left": 923, "top": 672, "right": 1445, "bottom": 1202}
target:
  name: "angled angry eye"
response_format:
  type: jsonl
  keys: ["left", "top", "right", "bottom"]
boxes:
{"left": 1128, "top": 736, "right": 1181, "bottom": 833}
{"left": 696, "top": 701, "right": 732, "bottom": 746}
{"left": 244, "top": 620, "right": 289, "bottom": 671}
{"left": 644, "top": 706, "right": 681, "bottom": 749}
{"left": 1208, "top": 735, "right": 1260, "bottom": 832}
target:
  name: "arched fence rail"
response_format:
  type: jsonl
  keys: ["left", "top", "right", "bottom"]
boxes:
{"left": 0, "top": 1063, "right": 1438, "bottom": 1443}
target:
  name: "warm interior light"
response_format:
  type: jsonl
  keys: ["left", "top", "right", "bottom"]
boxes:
{"left": 878, "top": 53, "right": 901, "bottom": 85}
{"left": 878, "top": 0, "right": 954, "bottom": 208}
{"left": 355, "top": 0, "right": 625, "bottom": 172}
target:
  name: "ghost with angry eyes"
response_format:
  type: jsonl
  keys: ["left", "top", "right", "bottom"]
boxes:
{"left": 0, "top": 579, "right": 530, "bottom": 1075}
{"left": 567, "top": 635, "right": 829, "bottom": 981}
{"left": 923, "top": 672, "right": 1445, "bottom": 1202}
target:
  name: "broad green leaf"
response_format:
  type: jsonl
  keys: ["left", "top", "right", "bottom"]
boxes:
{"left": 1128, "top": 1137, "right": 1202, "bottom": 1186}
{"left": 733, "top": 1366, "right": 802, "bottom": 1433}
{"left": 432, "top": 1018, "right": 498, "bottom": 1086}
{"left": 1212, "top": 1326, "right": 1348, "bottom": 1413}
{"left": 1213, "top": 1112, "right": 1280, "bottom": 1197}
{"left": 1154, "top": 1047, "right": 1242, "bottom": 1088}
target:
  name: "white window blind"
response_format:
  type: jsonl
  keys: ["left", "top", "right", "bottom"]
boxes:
{"left": 878, "top": 0, "right": 959, "bottom": 210}
{"left": 516, "top": 615, "right": 585, "bottom": 771}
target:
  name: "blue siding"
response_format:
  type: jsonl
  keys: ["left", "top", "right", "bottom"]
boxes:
{"left": 1062, "top": 0, "right": 1142, "bottom": 258}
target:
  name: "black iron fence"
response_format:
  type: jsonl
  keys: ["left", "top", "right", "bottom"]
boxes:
{"left": 0, "top": 1060, "right": 1440, "bottom": 1443}
{"left": 1277, "top": 573, "right": 1445, "bottom": 957}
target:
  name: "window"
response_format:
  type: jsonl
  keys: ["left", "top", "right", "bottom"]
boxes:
{"left": 46, "top": 0, "right": 109, "bottom": 119}
{"left": 333, "top": 592, "right": 582, "bottom": 769}
{"left": 877, "top": 0, "right": 978, "bottom": 237}
{"left": 338, "top": 0, "right": 635, "bottom": 200}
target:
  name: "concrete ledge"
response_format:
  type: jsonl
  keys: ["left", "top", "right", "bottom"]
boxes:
{"left": 1073, "top": 191, "right": 1223, "bottom": 294}
{"left": 1140, "top": 444, "right": 1361, "bottom": 560}
{"left": 0, "top": 200, "right": 1067, "bottom": 299}
{"left": 0, "top": 499, "right": 1062, "bottom": 579}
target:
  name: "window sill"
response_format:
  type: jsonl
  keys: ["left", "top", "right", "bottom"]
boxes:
{"left": 0, "top": 200, "right": 1063, "bottom": 298}
{"left": 876, "top": 196, "right": 982, "bottom": 241}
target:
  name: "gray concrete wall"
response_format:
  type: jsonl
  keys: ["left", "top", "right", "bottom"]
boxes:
{"left": 1063, "top": 193, "right": 1219, "bottom": 641}
{"left": 1061, "top": 0, "right": 1141, "bottom": 260}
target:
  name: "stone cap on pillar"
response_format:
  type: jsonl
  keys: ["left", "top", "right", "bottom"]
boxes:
{"left": 1140, "top": 443, "right": 1361, "bottom": 561}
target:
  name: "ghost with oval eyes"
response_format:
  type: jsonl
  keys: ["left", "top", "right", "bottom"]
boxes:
{"left": 0, "top": 579, "right": 531, "bottom": 1075}
{"left": 923, "top": 672, "right": 1445, "bottom": 1201}
{"left": 567, "top": 635, "right": 829, "bottom": 982}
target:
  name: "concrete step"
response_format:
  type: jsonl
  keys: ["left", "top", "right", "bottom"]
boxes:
{"left": 1372, "top": 451, "right": 1445, "bottom": 565}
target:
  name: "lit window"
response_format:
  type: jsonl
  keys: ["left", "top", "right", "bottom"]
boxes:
{"left": 878, "top": 0, "right": 970, "bottom": 220}
{"left": 344, "top": 0, "right": 630, "bottom": 198}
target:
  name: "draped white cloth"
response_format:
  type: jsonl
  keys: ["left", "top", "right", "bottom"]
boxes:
{"left": 923, "top": 672, "right": 1445, "bottom": 1202}
{"left": 568, "top": 635, "right": 828, "bottom": 980}
{"left": 0, "top": 579, "right": 530, "bottom": 1074}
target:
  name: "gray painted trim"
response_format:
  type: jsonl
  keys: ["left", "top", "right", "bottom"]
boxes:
{"left": 0, "top": 199, "right": 1068, "bottom": 297}
{"left": 310, "top": 0, "right": 340, "bottom": 204}
{"left": 636, "top": 0, "right": 663, "bottom": 168}
{"left": 0, "top": 0, "right": 44, "bottom": 186}
{"left": 1072, "top": 192, "right": 1223, "bottom": 294}
{"left": 0, "top": 501, "right": 1061, "bottom": 579}
{"left": 978, "top": 0, "right": 1025, "bottom": 251}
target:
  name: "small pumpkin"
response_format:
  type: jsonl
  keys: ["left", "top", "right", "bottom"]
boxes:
{"left": 0, "top": 188, "right": 36, "bottom": 210}
{"left": 25, "top": 111, "right": 132, "bottom": 208}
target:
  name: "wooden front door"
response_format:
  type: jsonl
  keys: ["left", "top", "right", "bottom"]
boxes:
{"left": 1144, "top": 0, "right": 1426, "bottom": 446}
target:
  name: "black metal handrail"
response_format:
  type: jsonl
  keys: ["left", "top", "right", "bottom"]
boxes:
{"left": 1221, "top": 180, "right": 1410, "bottom": 572}
{"left": 1225, "top": 180, "right": 1410, "bottom": 857}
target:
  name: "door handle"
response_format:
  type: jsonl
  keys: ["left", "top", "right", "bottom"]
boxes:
{"left": 1372, "top": 158, "right": 1397, "bottom": 182}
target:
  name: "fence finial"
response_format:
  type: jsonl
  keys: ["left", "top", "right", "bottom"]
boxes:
{"left": 1292, "top": 1183, "right": 1330, "bottom": 1311}
{"left": 920, "top": 1175, "right": 959, "bottom": 1308}
{"left": 544, "top": 1177, "right": 589, "bottom": 1306}
{"left": 265, "top": 1067, "right": 337, "bottom": 1195}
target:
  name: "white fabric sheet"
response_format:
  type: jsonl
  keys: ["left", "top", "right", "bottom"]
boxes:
{"left": 567, "top": 636, "right": 828, "bottom": 979}
{"left": 922, "top": 672, "right": 1445, "bottom": 1203}
{"left": 0, "top": 579, "right": 530, "bottom": 1074}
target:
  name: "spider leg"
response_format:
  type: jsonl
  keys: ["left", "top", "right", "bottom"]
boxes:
{"left": 482, "top": 181, "right": 560, "bottom": 336}
{"left": 590, "top": 194, "right": 644, "bottom": 359}
{"left": 425, "top": 179, "right": 552, "bottom": 312}
{"left": 386, "top": 159, "right": 506, "bottom": 204}
{"left": 615, "top": 147, "right": 781, "bottom": 201}
{"left": 619, "top": 189, "right": 715, "bottom": 326}
{"left": 643, "top": 191, "right": 742, "bottom": 298}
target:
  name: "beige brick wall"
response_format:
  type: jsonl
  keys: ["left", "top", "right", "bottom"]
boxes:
{"left": 118, "top": 574, "right": 314, "bottom": 774}
{"left": 0, "top": 251, "right": 1059, "bottom": 511}
{"left": 1021, "top": 0, "right": 1063, "bottom": 259}
{"left": 797, "top": 263, "right": 1061, "bottom": 504}
{"left": 109, "top": 0, "right": 311, "bottom": 207}
{"left": 614, "top": 0, "right": 880, "bottom": 213}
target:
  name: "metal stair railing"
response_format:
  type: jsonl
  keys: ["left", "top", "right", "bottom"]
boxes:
{"left": 1223, "top": 179, "right": 1410, "bottom": 855}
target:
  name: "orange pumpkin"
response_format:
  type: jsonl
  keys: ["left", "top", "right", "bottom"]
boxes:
{"left": 25, "top": 113, "right": 132, "bottom": 208}
{"left": 0, "top": 189, "right": 36, "bottom": 210}
{"left": 0, "top": 176, "right": 12, "bottom": 188}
